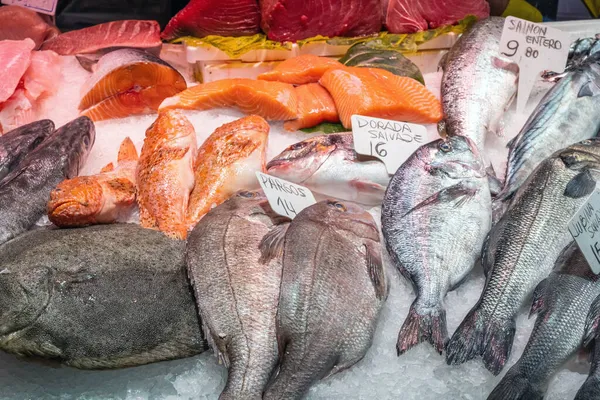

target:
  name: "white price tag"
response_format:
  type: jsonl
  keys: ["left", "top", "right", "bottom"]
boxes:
{"left": 568, "top": 189, "right": 600, "bottom": 273}
{"left": 351, "top": 115, "right": 439, "bottom": 175}
{"left": 256, "top": 172, "right": 316, "bottom": 219}
{"left": 2, "top": 0, "right": 57, "bottom": 15}
{"left": 499, "top": 16, "right": 570, "bottom": 113}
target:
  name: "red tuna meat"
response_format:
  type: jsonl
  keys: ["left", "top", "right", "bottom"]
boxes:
{"left": 385, "top": 0, "right": 489, "bottom": 33}
{"left": 261, "top": 0, "right": 382, "bottom": 42}
{"left": 40, "top": 20, "right": 161, "bottom": 55}
{"left": 161, "top": 0, "right": 261, "bottom": 40}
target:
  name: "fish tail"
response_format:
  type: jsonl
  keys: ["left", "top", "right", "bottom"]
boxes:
{"left": 487, "top": 366, "right": 543, "bottom": 400}
{"left": 397, "top": 300, "right": 447, "bottom": 355}
{"left": 575, "top": 376, "right": 600, "bottom": 400}
{"left": 118, "top": 137, "right": 139, "bottom": 162}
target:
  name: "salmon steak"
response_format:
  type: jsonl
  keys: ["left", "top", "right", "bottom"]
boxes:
{"left": 320, "top": 66, "right": 443, "bottom": 128}
{"left": 284, "top": 83, "right": 339, "bottom": 131}
{"left": 79, "top": 49, "right": 186, "bottom": 122}
{"left": 187, "top": 115, "right": 269, "bottom": 229}
{"left": 160, "top": 78, "right": 297, "bottom": 121}
{"left": 137, "top": 111, "right": 197, "bottom": 239}
{"left": 258, "top": 55, "right": 343, "bottom": 85}
{"left": 48, "top": 137, "right": 139, "bottom": 227}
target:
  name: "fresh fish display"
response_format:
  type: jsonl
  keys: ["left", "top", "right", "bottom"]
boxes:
{"left": 0, "top": 39, "right": 35, "bottom": 104}
{"left": 137, "top": 111, "right": 197, "bottom": 240}
{"left": 258, "top": 55, "right": 344, "bottom": 85}
{"left": 320, "top": 66, "right": 443, "bottom": 128}
{"left": 575, "top": 296, "right": 600, "bottom": 400}
{"left": 0, "top": 6, "right": 59, "bottom": 49}
{"left": 264, "top": 200, "right": 387, "bottom": 400}
{"left": 187, "top": 190, "right": 288, "bottom": 399}
{"left": 440, "top": 17, "right": 518, "bottom": 152}
{"left": 382, "top": 136, "right": 491, "bottom": 355}
{"left": 48, "top": 137, "right": 138, "bottom": 227}
{"left": 79, "top": 49, "right": 187, "bottom": 121}
{"left": 159, "top": 78, "right": 298, "bottom": 121}
{"left": 0, "top": 116, "right": 95, "bottom": 245}
{"left": 187, "top": 115, "right": 269, "bottom": 229}
{"left": 0, "top": 120, "right": 54, "bottom": 182}
{"left": 283, "top": 83, "right": 340, "bottom": 131}
{"left": 267, "top": 133, "right": 390, "bottom": 205}
{"left": 488, "top": 243, "right": 600, "bottom": 400}
{"left": 40, "top": 20, "right": 161, "bottom": 55}
{"left": 0, "top": 224, "right": 207, "bottom": 369}
{"left": 446, "top": 139, "right": 600, "bottom": 375}
{"left": 500, "top": 55, "right": 600, "bottom": 200}
{"left": 161, "top": 0, "right": 261, "bottom": 40}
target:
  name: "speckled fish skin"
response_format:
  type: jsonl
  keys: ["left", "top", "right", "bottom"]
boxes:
{"left": 576, "top": 296, "right": 600, "bottom": 399}
{"left": 267, "top": 133, "right": 390, "bottom": 205}
{"left": 264, "top": 200, "right": 387, "bottom": 400}
{"left": 0, "top": 119, "right": 54, "bottom": 182}
{"left": 500, "top": 56, "right": 600, "bottom": 201}
{"left": 441, "top": 17, "right": 518, "bottom": 152}
{"left": 446, "top": 138, "right": 600, "bottom": 376}
{"left": 0, "top": 224, "right": 207, "bottom": 369}
{"left": 488, "top": 243, "right": 600, "bottom": 400}
{"left": 186, "top": 191, "right": 288, "bottom": 400}
{"left": 381, "top": 135, "right": 491, "bottom": 356}
{"left": 0, "top": 116, "right": 95, "bottom": 245}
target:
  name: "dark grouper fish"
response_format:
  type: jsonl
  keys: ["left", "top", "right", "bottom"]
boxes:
{"left": 0, "top": 116, "right": 95, "bottom": 245}
{"left": 0, "top": 120, "right": 54, "bottom": 182}
{"left": 446, "top": 138, "right": 600, "bottom": 375}
{"left": 488, "top": 243, "right": 600, "bottom": 400}
{"left": 264, "top": 200, "right": 387, "bottom": 400}
{"left": 0, "top": 224, "right": 207, "bottom": 369}
{"left": 381, "top": 135, "right": 491, "bottom": 355}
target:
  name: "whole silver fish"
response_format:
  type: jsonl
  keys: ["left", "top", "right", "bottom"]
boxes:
{"left": 488, "top": 243, "right": 600, "bottom": 400}
{"left": 267, "top": 133, "right": 390, "bottom": 205}
{"left": 186, "top": 190, "right": 289, "bottom": 400}
{"left": 501, "top": 56, "right": 600, "bottom": 200}
{"left": 446, "top": 138, "right": 600, "bottom": 375}
{"left": 441, "top": 17, "right": 518, "bottom": 152}
{"left": 263, "top": 200, "right": 387, "bottom": 400}
{"left": 0, "top": 116, "right": 95, "bottom": 245}
{"left": 381, "top": 136, "right": 491, "bottom": 355}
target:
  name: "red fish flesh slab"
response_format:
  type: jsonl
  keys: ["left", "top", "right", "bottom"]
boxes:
{"left": 0, "top": 39, "right": 35, "bottom": 103}
{"left": 384, "top": 0, "right": 489, "bottom": 33}
{"left": 0, "top": 6, "right": 59, "bottom": 49}
{"left": 162, "top": 0, "right": 261, "bottom": 40}
{"left": 40, "top": 20, "right": 161, "bottom": 55}
{"left": 261, "top": 0, "right": 382, "bottom": 42}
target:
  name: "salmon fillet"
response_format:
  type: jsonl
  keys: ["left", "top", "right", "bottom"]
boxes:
{"left": 159, "top": 79, "right": 298, "bottom": 121}
{"left": 258, "top": 55, "right": 343, "bottom": 85}
{"left": 319, "top": 66, "right": 443, "bottom": 128}
{"left": 284, "top": 83, "right": 339, "bottom": 131}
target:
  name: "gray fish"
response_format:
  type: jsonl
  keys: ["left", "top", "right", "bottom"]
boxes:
{"left": 0, "top": 224, "right": 207, "bottom": 369}
{"left": 0, "top": 116, "right": 95, "bottom": 245}
{"left": 575, "top": 291, "right": 600, "bottom": 399}
{"left": 488, "top": 243, "right": 600, "bottom": 400}
{"left": 446, "top": 138, "right": 600, "bottom": 375}
{"left": 501, "top": 55, "right": 600, "bottom": 201}
{"left": 267, "top": 133, "right": 389, "bottom": 205}
{"left": 381, "top": 136, "right": 491, "bottom": 355}
{"left": 263, "top": 200, "right": 387, "bottom": 400}
{"left": 186, "top": 190, "right": 289, "bottom": 400}
{"left": 440, "top": 17, "right": 518, "bottom": 152}
{"left": 0, "top": 119, "right": 54, "bottom": 182}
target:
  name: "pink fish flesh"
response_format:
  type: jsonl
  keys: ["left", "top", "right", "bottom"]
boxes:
{"left": 0, "top": 39, "right": 35, "bottom": 103}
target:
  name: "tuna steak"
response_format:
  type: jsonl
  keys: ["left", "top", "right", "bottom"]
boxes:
{"left": 261, "top": 0, "right": 382, "bottom": 42}
{"left": 0, "top": 6, "right": 59, "bottom": 49}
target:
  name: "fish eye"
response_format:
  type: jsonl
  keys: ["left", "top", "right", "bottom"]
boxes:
{"left": 327, "top": 200, "right": 347, "bottom": 212}
{"left": 289, "top": 142, "right": 304, "bottom": 151}
{"left": 237, "top": 191, "right": 256, "bottom": 198}
{"left": 83, "top": 136, "right": 90, "bottom": 146}
{"left": 438, "top": 141, "right": 452, "bottom": 153}
{"left": 582, "top": 139, "right": 592, "bottom": 145}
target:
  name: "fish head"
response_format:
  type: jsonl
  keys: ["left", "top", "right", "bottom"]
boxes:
{"left": 304, "top": 199, "right": 379, "bottom": 241}
{"left": 62, "top": 117, "right": 96, "bottom": 178}
{"left": 417, "top": 136, "right": 485, "bottom": 179}
{"left": 47, "top": 177, "right": 104, "bottom": 227}
{"left": 267, "top": 134, "right": 354, "bottom": 183}
{"left": 559, "top": 138, "right": 600, "bottom": 170}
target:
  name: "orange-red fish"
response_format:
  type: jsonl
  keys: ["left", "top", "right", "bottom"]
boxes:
{"left": 159, "top": 78, "right": 297, "bottom": 121}
{"left": 47, "top": 137, "right": 138, "bottom": 227}
{"left": 137, "top": 110, "right": 197, "bottom": 239}
{"left": 258, "top": 55, "right": 343, "bottom": 85}
{"left": 187, "top": 115, "right": 269, "bottom": 229}
{"left": 284, "top": 83, "right": 339, "bottom": 131}
{"left": 319, "top": 66, "right": 443, "bottom": 128}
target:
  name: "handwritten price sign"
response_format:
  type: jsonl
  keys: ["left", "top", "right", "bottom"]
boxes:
{"left": 256, "top": 172, "right": 316, "bottom": 219}
{"left": 568, "top": 189, "right": 600, "bottom": 274}
{"left": 1, "top": 0, "right": 58, "bottom": 15}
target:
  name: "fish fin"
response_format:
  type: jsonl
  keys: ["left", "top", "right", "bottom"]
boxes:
{"left": 349, "top": 179, "right": 387, "bottom": 194}
{"left": 201, "top": 319, "right": 230, "bottom": 368}
{"left": 117, "top": 137, "right": 138, "bottom": 162}
{"left": 584, "top": 295, "right": 600, "bottom": 346}
{"left": 579, "top": 79, "right": 600, "bottom": 98}
{"left": 259, "top": 222, "right": 290, "bottom": 264}
{"left": 100, "top": 162, "right": 114, "bottom": 173}
{"left": 365, "top": 244, "right": 387, "bottom": 301}
{"left": 529, "top": 278, "right": 548, "bottom": 318}
{"left": 564, "top": 170, "right": 597, "bottom": 199}
{"left": 437, "top": 52, "right": 449, "bottom": 72}
{"left": 487, "top": 368, "right": 543, "bottom": 400}
{"left": 75, "top": 55, "right": 98, "bottom": 73}
{"left": 486, "top": 165, "right": 503, "bottom": 197}
{"left": 506, "top": 135, "right": 519, "bottom": 150}
{"left": 397, "top": 301, "right": 447, "bottom": 356}
{"left": 402, "top": 181, "right": 479, "bottom": 218}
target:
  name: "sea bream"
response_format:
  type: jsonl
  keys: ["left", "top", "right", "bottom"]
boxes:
{"left": 267, "top": 133, "right": 390, "bottom": 205}
{"left": 0, "top": 116, "right": 95, "bottom": 245}
{"left": 446, "top": 138, "right": 600, "bottom": 375}
{"left": 440, "top": 17, "right": 518, "bottom": 152}
{"left": 381, "top": 135, "right": 491, "bottom": 355}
